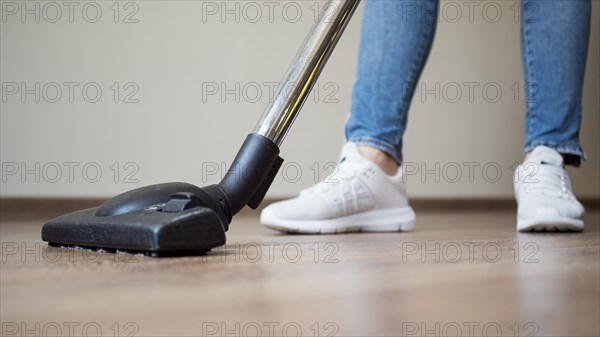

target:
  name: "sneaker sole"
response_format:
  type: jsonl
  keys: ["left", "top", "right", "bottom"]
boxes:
{"left": 517, "top": 208, "right": 584, "bottom": 232}
{"left": 260, "top": 207, "right": 416, "bottom": 234}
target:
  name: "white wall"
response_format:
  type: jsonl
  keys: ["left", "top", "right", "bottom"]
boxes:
{"left": 1, "top": 0, "right": 598, "bottom": 198}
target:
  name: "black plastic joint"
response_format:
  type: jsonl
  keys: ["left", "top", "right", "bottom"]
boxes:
{"left": 218, "top": 133, "right": 283, "bottom": 216}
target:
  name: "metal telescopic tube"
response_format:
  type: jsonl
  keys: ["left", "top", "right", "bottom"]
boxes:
{"left": 254, "top": 0, "right": 361, "bottom": 146}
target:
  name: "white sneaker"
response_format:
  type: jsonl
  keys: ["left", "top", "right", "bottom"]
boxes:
{"left": 514, "top": 146, "right": 584, "bottom": 232}
{"left": 261, "top": 143, "right": 415, "bottom": 234}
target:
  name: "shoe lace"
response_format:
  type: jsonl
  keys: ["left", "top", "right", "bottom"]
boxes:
{"left": 302, "top": 161, "right": 374, "bottom": 214}
{"left": 520, "top": 163, "right": 575, "bottom": 200}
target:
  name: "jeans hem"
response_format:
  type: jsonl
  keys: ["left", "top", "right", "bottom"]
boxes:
{"left": 524, "top": 141, "right": 586, "bottom": 167}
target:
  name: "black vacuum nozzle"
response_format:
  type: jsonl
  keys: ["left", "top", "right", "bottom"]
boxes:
{"left": 41, "top": 182, "right": 229, "bottom": 256}
{"left": 41, "top": 134, "right": 283, "bottom": 256}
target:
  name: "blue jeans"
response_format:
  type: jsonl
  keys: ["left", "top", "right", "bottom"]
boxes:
{"left": 345, "top": 0, "right": 591, "bottom": 166}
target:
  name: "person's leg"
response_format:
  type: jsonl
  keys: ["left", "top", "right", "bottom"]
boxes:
{"left": 515, "top": 0, "right": 590, "bottom": 232}
{"left": 521, "top": 0, "right": 590, "bottom": 162}
{"left": 345, "top": 0, "right": 439, "bottom": 169}
{"left": 261, "top": 0, "right": 439, "bottom": 233}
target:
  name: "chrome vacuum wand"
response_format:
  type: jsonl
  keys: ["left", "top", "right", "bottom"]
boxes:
{"left": 219, "top": 0, "right": 361, "bottom": 215}
{"left": 256, "top": 0, "right": 361, "bottom": 145}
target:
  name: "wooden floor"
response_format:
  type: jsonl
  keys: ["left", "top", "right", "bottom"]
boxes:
{"left": 1, "top": 208, "right": 598, "bottom": 337}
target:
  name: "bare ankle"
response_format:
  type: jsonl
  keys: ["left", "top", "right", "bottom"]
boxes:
{"left": 357, "top": 145, "right": 398, "bottom": 176}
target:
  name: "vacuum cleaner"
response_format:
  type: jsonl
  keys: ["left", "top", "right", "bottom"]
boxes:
{"left": 41, "top": 0, "right": 361, "bottom": 256}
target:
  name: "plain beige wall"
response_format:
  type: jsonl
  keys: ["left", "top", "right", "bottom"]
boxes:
{"left": 1, "top": 0, "right": 598, "bottom": 199}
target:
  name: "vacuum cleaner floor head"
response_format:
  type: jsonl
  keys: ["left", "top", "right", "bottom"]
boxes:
{"left": 42, "top": 183, "right": 228, "bottom": 256}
